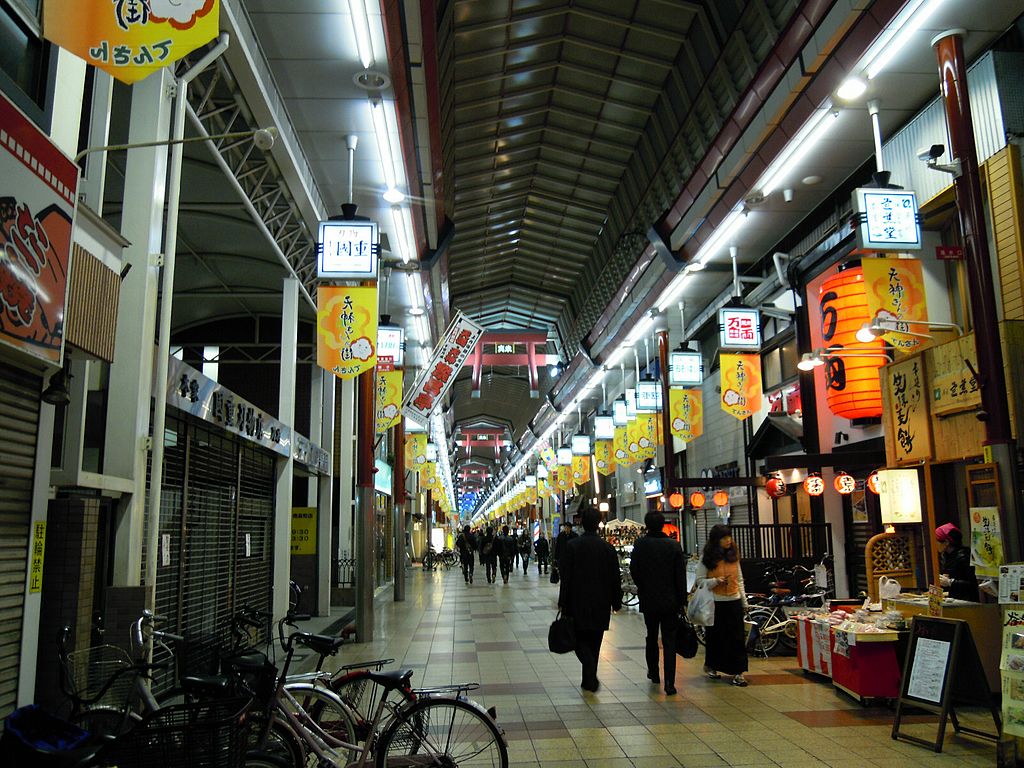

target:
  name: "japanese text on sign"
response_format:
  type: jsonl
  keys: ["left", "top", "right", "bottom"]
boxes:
{"left": 318, "top": 220, "right": 378, "bottom": 278}
{"left": 403, "top": 312, "right": 484, "bottom": 424}
{"left": 29, "top": 521, "right": 45, "bottom": 593}
{"left": 887, "top": 356, "right": 931, "bottom": 462}
{"left": 718, "top": 308, "right": 761, "bottom": 349}
{"left": 855, "top": 188, "right": 922, "bottom": 250}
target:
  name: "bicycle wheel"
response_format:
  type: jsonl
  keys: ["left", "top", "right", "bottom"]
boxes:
{"left": 244, "top": 752, "right": 293, "bottom": 768}
{"left": 746, "top": 608, "right": 779, "bottom": 656}
{"left": 284, "top": 684, "right": 359, "bottom": 766}
{"left": 375, "top": 697, "right": 508, "bottom": 768}
{"left": 71, "top": 705, "right": 132, "bottom": 738}
{"left": 330, "top": 669, "right": 416, "bottom": 743}
{"left": 249, "top": 714, "right": 305, "bottom": 768}
{"left": 620, "top": 590, "right": 639, "bottom": 607}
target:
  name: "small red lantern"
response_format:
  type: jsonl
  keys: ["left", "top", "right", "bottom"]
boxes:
{"left": 713, "top": 490, "right": 729, "bottom": 507}
{"left": 689, "top": 491, "right": 706, "bottom": 508}
{"left": 834, "top": 472, "right": 856, "bottom": 495}
{"left": 669, "top": 492, "right": 684, "bottom": 509}
{"left": 866, "top": 471, "right": 881, "bottom": 494}
{"left": 804, "top": 475, "right": 825, "bottom": 496}
{"left": 765, "top": 477, "right": 787, "bottom": 498}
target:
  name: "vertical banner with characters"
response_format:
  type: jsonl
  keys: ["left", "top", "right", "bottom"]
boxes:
{"left": 317, "top": 286, "right": 378, "bottom": 379}
{"left": 862, "top": 257, "right": 928, "bottom": 351}
{"left": 374, "top": 369, "right": 403, "bottom": 435}
{"left": 720, "top": 353, "right": 761, "bottom": 420}
{"left": 594, "top": 440, "right": 616, "bottom": 476}
{"left": 971, "top": 506, "right": 1004, "bottom": 577}
{"left": 405, "top": 433, "right": 427, "bottom": 473}
{"left": 669, "top": 388, "right": 703, "bottom": 442}
{"left": 571, "top": 455, "right": 590, "bottom": 487}
{"left": 538, "top": 477, "right": 552, "bottom": 499}
{"left": 421, "top": 462, "right": 440, "bottom": 492}
{"left": 403, "top": 312, "right": 484, "bottom": 424}
{"left": 43, "top": 0, "right": 220, "bottom": 84}
{"left": 556, "top": 465, "right": 572, "bottom": 492}
{"left": 613, "top": 426, "right": 630, "bottom": 467}
{"left": 638, "top": 413, "right": 660, "bottom": 455}
{"left": 0, "top": 92, "right": 78, "bottom": 365}
{"left": 887, "top": 355, "right": 932, "bottom": 463}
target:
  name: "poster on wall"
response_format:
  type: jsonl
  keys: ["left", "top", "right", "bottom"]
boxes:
{"left": 719, "top": 353, "right": 761, "bottom": 420}
{"left": 0, "top": 91, "right": 78, "bottom": 366}
{"left": 668, "top": 387, "right": 703, "bottom": 442}
{"left": 970, "top": 506, "right": 1004, "bottom": 577}
{"left": 862, "top": 257, "right": 928, "bottom": 350}
{"left": 886, "top": 355, "right": 932, "bottom": 463}
{"left": 316, "top": 286, "right": 378, "bottom": 379}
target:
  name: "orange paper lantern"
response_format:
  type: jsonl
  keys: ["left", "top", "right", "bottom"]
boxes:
{"left": 668, "top": 492, "right": 684, "bottom": 509}
{"left": 866, "top": 471, "right": 881, "bottom": 494}
{"left": 689, "top": 491, "right": 706, "bottom": 508}
{"left": 766, "top": 477, "right": 787, "bottom": 498}
{"left": 804, "top": 475, "right": 825, "bottom": 496}
{"left": 818, "top": 264, "right": 886, "bottom": 419}
{"left": 834, "top": 472, "right": 856, "bottom": 495}
{"left": 713, "top": 490, "right": 729, "bottom": 507}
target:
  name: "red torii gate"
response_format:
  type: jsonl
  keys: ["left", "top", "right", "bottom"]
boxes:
{"left": 469, "top": 330, "right": 558, "bottom": 398}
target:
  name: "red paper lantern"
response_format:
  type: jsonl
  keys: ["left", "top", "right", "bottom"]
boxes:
{"left": 713, "top": 490, "right": 729, "bottom": 507}
{"left": 804, "top": 475, "right": 825, "bottom": 496}
{"left": 818, "top": 265, "right": 887, "bottom": 419}
{"left": 834, "top": 472, "right": 856, "bottom": 495}
{"left": 689, "top": 491, "right": 706, "bottom": 508}
{"left": 866, "top": 471, "right": 881, "bottom": 494}
{"left": 668, "top": 492, "right": 684, "bottom": 509}
{"left": 765, "top": 477, "right": 787, "bottom": 498}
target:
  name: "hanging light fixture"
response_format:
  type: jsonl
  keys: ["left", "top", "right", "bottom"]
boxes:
{"left": 804, "top": 474, "right": 825, "bottom": 497}
{"left": 689, "top": 491, "right": 706, "bottom": 508}
{"left": 713, "top": 490, "right": 729, "bottom": 507}
{"left": 834, "top": 472, "right": 856, "bottom": 495}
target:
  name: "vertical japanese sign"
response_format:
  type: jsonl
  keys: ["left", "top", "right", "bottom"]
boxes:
{"left": 405, "top": 433, "right": 427, "bottom": 473}
{"left": 0, "top": 92, "right": 77, "bottom": 365}
{"left": 290, "top": 507, "right": 316, "bottom": 555}
{"left": 556, "top": 465, "right": 572, "bottom": 492}
{"left": 970, "top": 506, "right": 1003, "bottom": 577}
{"left": 571, "top": 455, "right": 590, "bottom": 486}
{"left": 887, "top": 355, "right": 931, "bottom": 463}
{"left": 594, "top": 440, "right": 616, "bottom": 476}
{"left": 862, "top": 257, "right": 928, "bottom": 350}
{"left": 43, "top": 0, "right": 219, "bottom": 84}
{"left": 718, "top": 307, "right": 762, "bottom": 349}
{"left": 403, "top": 312, "right": 484, "bottom": 424}
{"left": 613, "top": 426, "right": 630, "bottom": 467}
{"left": 317, "top": 286, "right": 378, "bottom": 379}
{"left": 29, "top": 521, "right": 46, "bottom": 593}
{"left": 669, "top": 388, "right": 703, "bottom": 442}
{"left": 720, "top": 353, "right": 761, "bottom": 420}
{"left": 374, "top": 369, "right": 403, "bottom": 435}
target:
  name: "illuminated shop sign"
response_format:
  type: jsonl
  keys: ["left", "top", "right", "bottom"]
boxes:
{"left": 318, "top": 220, "right": 379, "bottom": 278}
{"left": 669, "top": 351, "right": 703, "bottom": 386}
{"left": 853, "top": 188, "right": 921, "bottom": 251}
{"left": 719, "top": 307, "right": 761, "bottom": 349}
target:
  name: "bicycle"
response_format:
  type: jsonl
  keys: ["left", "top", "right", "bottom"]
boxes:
{"left": 619, "top": 566, "right": 639, "bottom": 607}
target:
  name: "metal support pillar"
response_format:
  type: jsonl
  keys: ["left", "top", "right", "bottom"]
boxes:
{"left": 934, "top": 30, "right": 1023, "bottom": 562}
{"left": 273, "top": 277, "right": 299, "bottom": 619}
{"left": 337, "top": 377, "right": 356, "bottom": 564}
{"left": 105, "top": 69, "right": 172, "bottom": 586}
{"left": 316, "top": 368, "right": 334, "bottom": 616}
{"left": 355, "top": 368, "right": 376, "bottom": 641}
{"left": 655, "top": 315, "right": 675, "bottom": 492}
{"left": 394, "top": 413, "right": 406, "bottom": 602}
{"left": 80, "top": 71, "right": 114, "bottom": 214}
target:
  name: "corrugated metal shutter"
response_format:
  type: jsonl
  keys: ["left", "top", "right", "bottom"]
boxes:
{"left": 0, "top": 366, "right": 40, "bottom": 716}
{"left": 235, "top": 443, "right": 274, "bottom": 636}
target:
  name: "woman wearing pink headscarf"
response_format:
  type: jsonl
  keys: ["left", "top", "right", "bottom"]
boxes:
{"left": 935, "top": 522, "right": 979, "bottom": 601}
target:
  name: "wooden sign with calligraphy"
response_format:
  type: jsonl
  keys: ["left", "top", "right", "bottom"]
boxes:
{"left": 930, "top": 335, "right": 981, "bottom": 416}
{"left": 887, "top": 354, "right": 932, "bottom": 463}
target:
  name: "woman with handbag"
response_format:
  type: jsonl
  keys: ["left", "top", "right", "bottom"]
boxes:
{"left": 694, "top": 524, "right": 749, "bottom": 687}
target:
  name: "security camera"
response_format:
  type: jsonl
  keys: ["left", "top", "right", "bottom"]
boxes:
{"left": 253, "top": 127, "right": 277, "bottom": 151}
{"left": 916, "top": 144, "right": 945, "bottom": 162}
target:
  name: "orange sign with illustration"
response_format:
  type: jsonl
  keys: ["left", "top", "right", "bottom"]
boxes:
{"left": 405, "top": 433, "right": 426, "bottom": 473}
{"left": 317, "top": 286, "right": 377, "bottom": 379}
{"left": 374, "top": 369, "right": 403, "bottom": 435}
{"left": 43, "top": 0, "right": 219, "bottom": 84}
{"left": 556, "top": 465, "right": 572, "bottom": 492}
{"left": 613, "top": 425, "right": 631, "bottom": 467}
{"left": 720, "top": 353, "right": 761, "bottom": 420}
{"left": 861, "top": 257, "right": 928, "bottom": 350}
{"left": 594, "top": 440, "right": 616, "bottom": 476}
{"left": 571, "top": 455, "right": 590, "bottom": 486}
{"left": 669, "top": 388, "right": 703, "bottom": 442}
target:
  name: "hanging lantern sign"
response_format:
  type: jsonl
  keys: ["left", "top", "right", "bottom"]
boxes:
{"left": 612, "top": 399, "right": 628, "bottom": 426}
{"left": 669, "top": 351, "right": 703, "bottom": 386}
{"left": 720, "top": 353, "right": 762, "bottom": 420}
{"left": 713, "top": 490, "right": 729, "bottom": 507}
{"left": 635, "top": 380, "right": 663, "bottom": 412}
{"left": 853, "top": 188, "right": 922, "bottom": 251}
{"left": 557, "top": 447, "right": 573, "bottom": 466}
{"left": 765, "top": 477, "right": 787, "bottom": 498}
{"left": 804, "top": 475, "right": 825, "bottom": 497}
{"left": 625, "top": 388, "right": 638, "bottom": 421}
{"left": 719, "top": 307, "right": 762, "bottom": 349}
{"left": 317, "top": 285, "right": 378, "bottom": 379}
{"left": 866, "top": 471, "right": 881, "bottom": 494}
{"left": 689, "top": 491, "right": 706, "bottom": 508}
{"left": 594, "top": 415, "right": 615, "bottom": 440}
{"left": 669, "top": 492, "right": 684, "bottom": 509}
{"left": 834, "top": 472, "right": 856, "bottom": 495}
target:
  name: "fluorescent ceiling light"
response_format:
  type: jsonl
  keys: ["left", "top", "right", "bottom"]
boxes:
{"left": 391, "top": 206, "right": 415, "bottom": 264}
{"left": 836, "top": 77, "right": 867, "bottom": 101}
{"left": 383, "top": 187, "right": 405, "bottom": 204}
{"left": 406, "top": 272, "right": 422, "bottom": 311}
{"left": 865, "top": 0, "right": 947, "bottom": 80}
{"left": 369, "top": 100, "right": 398, "bottom": 191}
{"left": 656, "top": 273, "right": 692, "bottom": 312}
{"left": 347, "top": 0, "right": 375, "bottom": 69}
{"left": 760, "top": 107, "right": 838, "bottom": 195}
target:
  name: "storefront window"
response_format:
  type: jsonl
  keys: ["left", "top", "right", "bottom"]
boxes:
{"left": 0, "top": 1, "right": 48, "bottom": 118}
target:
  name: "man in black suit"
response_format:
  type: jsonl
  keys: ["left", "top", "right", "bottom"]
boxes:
{"left": 630, "top": 511, "right": 687, "bottom": 695}
{"left": 558, "top": 507, "right": 621, "bottom": 692}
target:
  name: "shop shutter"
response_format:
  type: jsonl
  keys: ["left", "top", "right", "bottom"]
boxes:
{"left": 235, "top": 442, "right": 274, "bottom": 641}
{"left": 0, "top": 367, "right": 41, "bottom": 716}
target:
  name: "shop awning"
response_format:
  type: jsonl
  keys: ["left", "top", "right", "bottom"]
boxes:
{"left": 747, "top": 414, "right": 803, "bottom": 460}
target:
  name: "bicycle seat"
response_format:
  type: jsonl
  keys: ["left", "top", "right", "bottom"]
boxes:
{"left": 770, "top": 586, "right": 792, "bottom": 595}
{"left": 223, "top": 650, "right": 271, "bottom": 671}
{"left": 367, "top": 669, "right": 414, "bottom": 690}
{"left": 295, "top": 633, "right": 346, "bottom": 657}
{"left": 181, "top": 674, "right": 232, "bottom": 695}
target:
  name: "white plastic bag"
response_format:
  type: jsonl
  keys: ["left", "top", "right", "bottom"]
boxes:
{"left": 878, "top": 576, "right": 902, "bottom": 600}
{"left": 687, "top": 583, "right": 716, "bottom": 627}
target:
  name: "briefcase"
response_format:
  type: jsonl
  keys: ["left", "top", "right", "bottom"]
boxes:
{"left": 547, "top": 611, "right": 575, "bottom": 654}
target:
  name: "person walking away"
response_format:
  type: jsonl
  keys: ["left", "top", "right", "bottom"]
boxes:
{"left": 552, "top": 520, "right": 576, "bottom": 581}
{"left": 480, "top": 527, "right": 498, "bottom": 583}
{"left": 695, "top": 524, "right": 748, "bottom": 686}
{"left": 935, "top": 523, "right": 979, "bottom": 601}
{"left": 512, "top": 528, "right": 521, "bottom": 570}
{"left": 535, "top": 534, "right": 550, "bottom": 574}
{"left": 519, "top": 531, "right": 532, "bottom": 574}
{"left": 558, "top": 507, "right": 621, "bottom": 692}
{"left": 498, "top": 525, "right": 516, "bottom": 584}
{"left": 630, "top": 511, "right": 687, "bottom": 695}
{"left": 455, "top": 525, "right": 476, "bottom": 584}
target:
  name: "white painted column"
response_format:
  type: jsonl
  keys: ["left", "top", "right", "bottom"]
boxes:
{"left": 104, "top": 70, "right": 172, "bottom": 585}
{"left": 273, "top": 278, "right": 299, "bottom": 619}
{"left": 78, "top": 70, "right": 114, "bottom": 214}
{"left": 316, "top": 369, "right": 334, "bottom": 616}
{"left": 49, "top": 50, "right": 87, "bottom": 157}
{"left": 337, "top": 378, "right": 356, "bottom": 563}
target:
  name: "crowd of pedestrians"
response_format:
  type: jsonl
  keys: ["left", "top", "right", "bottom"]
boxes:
{"left": 448, "top": 524, "right": 553, "bottom": 585}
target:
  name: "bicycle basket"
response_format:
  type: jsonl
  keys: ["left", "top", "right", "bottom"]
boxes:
{"left": 65, "top": 644, "right": 135, "bottom": 710}
{"left": 221, "top": 650, "right": 277, "bottom": 704}
{"left": 104, "top": 697, "right": 251, "bottom": 768}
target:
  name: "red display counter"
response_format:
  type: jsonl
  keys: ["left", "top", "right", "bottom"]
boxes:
{"left": 795, "top": 617, "right": 832, "bottom": 677}
{"left": 829, "top": 628, "right": 901, "bottom": 704}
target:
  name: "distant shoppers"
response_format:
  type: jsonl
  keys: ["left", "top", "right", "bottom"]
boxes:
{"left": 695, "top": 524, "right": 748, "bottom": 686}
{"left": 630, "top": 511, "right": 687, "bottom": 695}
{"left": 936, "top": 523, "right": 979, "bottom": 602}
{"left": 455, "top": 525, "right": 476, "bottom": 585}
{"left": 480, "top": 527, "right": 498, "bottom": 584}
{"left": 518, "top": 532, "right": 532, "bottom": 574}
{"left": 498, "top": 525, "right": 516, "bottom": 584}
{"left": 534, "top": 535, "right": 550, "bottom": 574}
{"left": 558, "top": 507, "right": 621, "bottom": 692}
{"left": 552, "top": 520, "right": 576, "bottom": 581}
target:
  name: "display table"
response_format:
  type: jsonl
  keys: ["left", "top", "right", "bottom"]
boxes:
{"left": 795, "top": 617, "right": 832, "bottom": 677}
{"left": 829, "top": 627, "right": 901, "bottom": 704}
{"left": 884, "top": 597, "right": 1001, "bottom": 693}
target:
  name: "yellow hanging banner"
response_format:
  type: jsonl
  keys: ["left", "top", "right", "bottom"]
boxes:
{"left": 669, "top": 388, "right": 703, "bottom": 442}
{"left": 539, "top": 477, "right": 552, "bottom": 499}
{"left": 571, "top": 455, "right": 590, "bottom": 486}
{"left": 526, "top": 485, "right": 538, "bottom": 505}
{"left": 405, "top": 433, "right": 427, "bottom": 472}
{"left": 638, "top": 414, "right": 660, "bottom": 456}
{"left": 613, "top": 426, "right": 631, "bottom": 467}
{"left": 556, "top": 465, "right": 572, "bottom": 492}
{"left": 594, "top": 440, "right": 616, "bottom": 476}
{"left": 720, "top": 353, "right": 761, "bottom": 421}
{"left": 540, "top": 444, "right": 557, "bottom": 474}
{"left": 375, "top": 369, "right": 403, "bottom": 435}
{"left": 317, "top": 286, "right": 378, "bottom": 379}
{"left": 861, "top": 256, "right": 928, "bottom": 351}
{"left": 421, "top": 462, "right": 439, "bottom": 491}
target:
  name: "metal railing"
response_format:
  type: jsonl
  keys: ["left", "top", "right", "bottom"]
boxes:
{"left": 333, "top": 557, "right": 356, "bottom": 588}
{"left": 695, "top": 521, "right": 833, "bottom": 562}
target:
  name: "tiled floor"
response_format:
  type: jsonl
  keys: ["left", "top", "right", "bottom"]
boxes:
{"left": 321, "top": 563, "right": 998, "bottom": 767}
